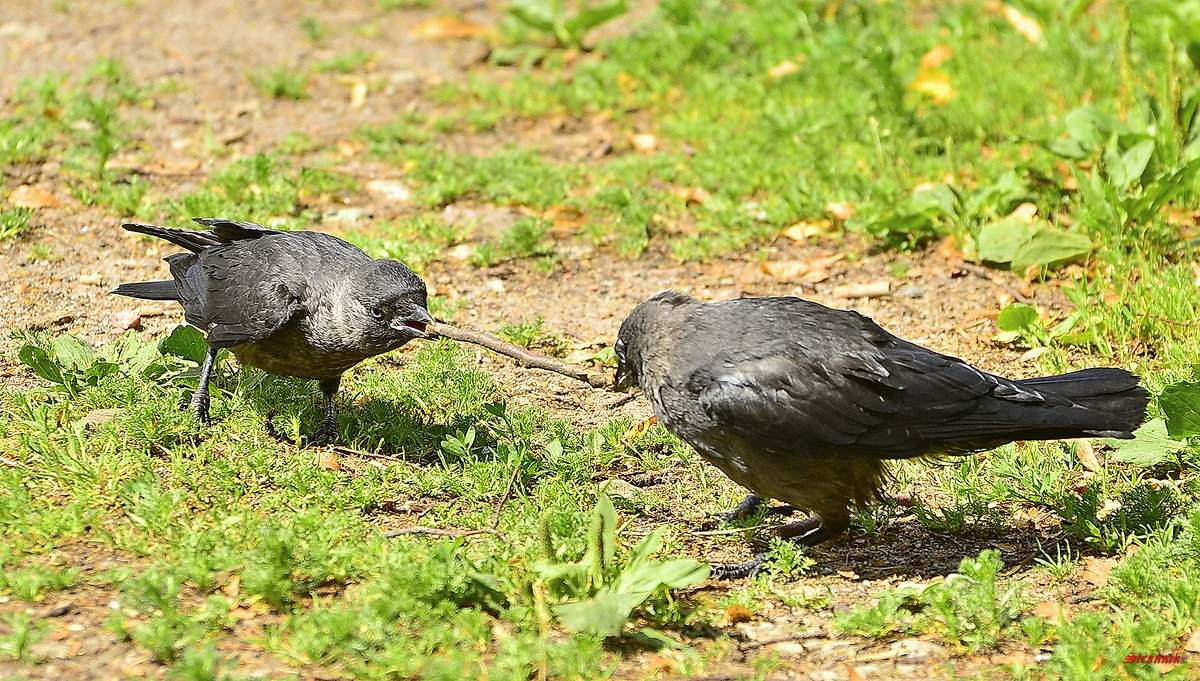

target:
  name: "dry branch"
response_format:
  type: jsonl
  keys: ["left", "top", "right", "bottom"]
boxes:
{"left": 428, "top": 322, "right": 612, "bottom": 388}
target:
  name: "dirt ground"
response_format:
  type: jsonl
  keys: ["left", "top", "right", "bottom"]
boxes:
{"left": 1, "top": 1, "right": 1111, "bottom": 679}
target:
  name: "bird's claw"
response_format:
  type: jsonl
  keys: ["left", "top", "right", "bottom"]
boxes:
{"left": 303, "top": 419, "right": 339, "bottom": 448}
{"left": 709, "top": 552, "right": 769, "bottom": 580}
{"left": 189, "top": 396, "right": 212, "bottom": 427}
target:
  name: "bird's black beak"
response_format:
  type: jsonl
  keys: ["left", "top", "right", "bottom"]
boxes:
{"left": 390, "top": 307, "right": 434, "bottom": 338}
{"left": 614, "top": 363, "right": 634, "bottom": 391}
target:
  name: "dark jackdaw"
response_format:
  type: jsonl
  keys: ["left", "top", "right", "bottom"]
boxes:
{"left": 614, "top": 291, "right": 1148, "bottom": 577}
{"left": 114, "top": 217, "right": 432, "bottom": 444}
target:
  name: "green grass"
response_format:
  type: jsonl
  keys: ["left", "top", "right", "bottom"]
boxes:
{"left": 5, "top": 0, "right": 1200, "bottom": 678}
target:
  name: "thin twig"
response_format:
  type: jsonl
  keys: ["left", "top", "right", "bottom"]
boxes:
{"left": 428, "top": 322, "right": 611, "bottom": 388}
{"left": 382, "top": 525, "right": 511, "bottom": 544}
{"left": 491, "top": 465, "right": 522, "bottom": 529}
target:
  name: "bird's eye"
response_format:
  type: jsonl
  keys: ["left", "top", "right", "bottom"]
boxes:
{"left": 369, "top": 307, "right": 384, "bottom": 320}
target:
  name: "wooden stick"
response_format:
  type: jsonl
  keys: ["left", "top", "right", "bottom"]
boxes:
{"left": 427, "top": 322, "right": 612, "bottom": 388}
{"left": 382, "top": 525, "right": 511, "bottom": 544}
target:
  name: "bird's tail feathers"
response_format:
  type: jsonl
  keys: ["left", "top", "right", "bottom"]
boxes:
{"left": 111, "top": 280, "right": 180, "bottom": 301}
{"left": 122, "top": 223, "right": 222, "bottom": 253}
{"left": 1017, "top": 367, "right": 1149, "bottom": 439}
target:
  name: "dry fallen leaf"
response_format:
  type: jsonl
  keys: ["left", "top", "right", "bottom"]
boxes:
{"left": 825, "top": 201, "right": 855, "bottom": 221}
{"left": 1080, "top": 556, "right": 1117, "bottom": 587}
{"left": 783, "top": 218, "right": 839, "bottom": 241}
{"left": 1184, "top": 627, "right": 1200, "bottom": 653}
{"left": 316, "top": 450, "right": 340, "bottom": 471}
{"left": 761, "top": 253, "right": 845, "bottom": 284}
{"left": 670, "top": 186, "right": 711, "bottom": 205}
{"left": 409, "top": 16, "right": 487, "bottom": 39}
{"left": 833, "top": 281, "right": 890, "bottom": 299}
{"left": 921, "top": 44, "right": 955, "bottom": 68}
{"left": 910, "top": 67, "right": 956, "bottom": 105}
{"left": 9, "top": 184, "right": 61, "bottom": 208}
{"left": 723, "top": 604, "right": 754, "bottom": 624}
{"left": 1011, "top": 202, "right": 1038, "bottom": 220}
{"left": 845, "top": 664, "right": 867, "bottom": 681}
{"left": 1191, "top": 261, "right": 1200, "bottom": 287}
{"left": 110, "top": 309, "right": 141, "bottom": 331}
{"left": 631, "top": 133, "right": 657, "bottom": 152}
{"left": 1074, "top": 439, "right": 1101, "bottom": 472}
{"left": 837, "top": 569, "right": 859, "bottom": 580}
{"left": 620, "top": 416, "right": 657, "bottom": 449}
{"left": 768, "top": 60, "right": 801, "bottom": 78}
{"left": 1003, "top": 4, "right": 1043, "bottom": 42}
{"left": 1035, "top": 600, "right": 1069, "bottom": 620}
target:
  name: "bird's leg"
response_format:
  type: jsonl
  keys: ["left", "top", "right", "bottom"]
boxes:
{"left": 708, "top": 494, "right": 799, "bottom": 528}
{"left": 189, "top": 347, "right": 218, "bottom": 427}
{"left": 710, "top": 512, "right": 848, "bottom": 580}
{"left": 306, "top": 377, "right": 342, "bottom": 447}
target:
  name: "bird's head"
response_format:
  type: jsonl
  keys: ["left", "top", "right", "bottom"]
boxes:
{"left": 614, "top": 290, "right": 694, "bottom": 391}
{"left": 347, "top": 259, "right": 432, "bottom": 346}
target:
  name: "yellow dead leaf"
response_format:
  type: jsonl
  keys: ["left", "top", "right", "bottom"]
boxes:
{"left": 1003, "top": 4, "right": 1043, "bottom": 43}
{"left": 9, "top": 184, "right": 61, "bottom": 208}
{"left": 845, "top": 664, "right": 867, "bottom": 681}
{"left": 768, "top": 60, "right": 801, "bottom": 78}
{"left": 631, "top": 133, "right": 657, "bottom": 152}
{"left": 620, "top": 416, "right": 657, "bottom": 448}
{"left": 825, "top": 201, "right": 855, "bottom": 221}
{"left": 670, "top": 186, "right": 711, "bottom": 205}
{"left": 784, "top": 218, "right": 839, "bottom": 241}
{"left": 910, "top": 67, "right": 956, "bottom": 105}
{"left": 837, "top": 569, "right": 859, "bottom": 580}
{"left": 1011, "top": 202, "right": 1038, "bottom": 220}
{"left": 349, "top": 80, "right": 367, "bottom": 108}
{"left": 920, "top": 44, "right": 955, "bottom": 69}
{"left": 409, "top": 16, "right": 487, "bottom": 39}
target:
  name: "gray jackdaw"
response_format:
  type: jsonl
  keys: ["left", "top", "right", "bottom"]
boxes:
{"left": 114, "top": 217, "right": 432, "bottom": 445}
{"left": 614, "top": 291, "right": 1149, "bottom": 577}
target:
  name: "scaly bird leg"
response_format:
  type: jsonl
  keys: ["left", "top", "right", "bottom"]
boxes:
{"left": 189, "top": 347, "right": 218, "bottom": 427}
{"left": 305, "top": 376, "right": 342, "bottom": 447}
{"left": 709, "top": 513, "right": 848, "bottom": 580}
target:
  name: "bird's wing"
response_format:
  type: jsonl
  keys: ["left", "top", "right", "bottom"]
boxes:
{"left": 691, "top": 310, "right": 1027, "bottom": 458}
{"left": 192, "top": 232, "right": 369, "bottom": 347}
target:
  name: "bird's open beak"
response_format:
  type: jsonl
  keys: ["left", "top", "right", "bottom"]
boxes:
{"left": 391, "top": 307, "right": 434, "bottom": 338}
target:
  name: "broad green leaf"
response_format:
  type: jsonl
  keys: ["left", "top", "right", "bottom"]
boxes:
{"left": 508, "top": 0, "right": 556, "bottom": 32}
{"left": 996, "top": 303, "right": 1038, "bottom": 332}
{"left": 50, "top": 334, "right": 96, "bottom": 371}
{"left": 1160, "top": 381, "right": 1200, "bottom": 439}
{"left": 564, "top": 0, "right": 628, "bottom": 37}
{"left": 1120, "top": 139, "right": 1155, "bottom": 185}
{"left": 554, "top": 590, "right": 648, "bottom": 637}
{"left": 1010, "top": 229, "right": 1092, "bottom": 273}
{"left": 976, "top": 215, "right": 1036, "bottom": 263}
{"left": 159, "top": 325, "right": 209, "bottom": 364}
{"left": 17, "top": 345, "right": 63, "bottom": 384}
{"left": 1107, "top": 418, "right": 1186, "bottom": 468}
{"left": 613, "top": 558, "right": 709, "bottom": 594}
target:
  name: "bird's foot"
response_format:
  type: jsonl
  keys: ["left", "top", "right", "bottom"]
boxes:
{"left": 710, "top": 552, "right": 769, "bottom": 580}
{"left": 303, "top": 418, "right": 339, "bottom": 448}
{"left": 698, "top": 495, "right": 798, "bottom": 531}
{"left": 189, "top": 394, "right": 212, "bottom": 427}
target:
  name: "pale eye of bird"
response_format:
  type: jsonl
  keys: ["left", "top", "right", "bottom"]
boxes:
{"left": 369, "top": 307, "right": 384, "bottom": 320}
